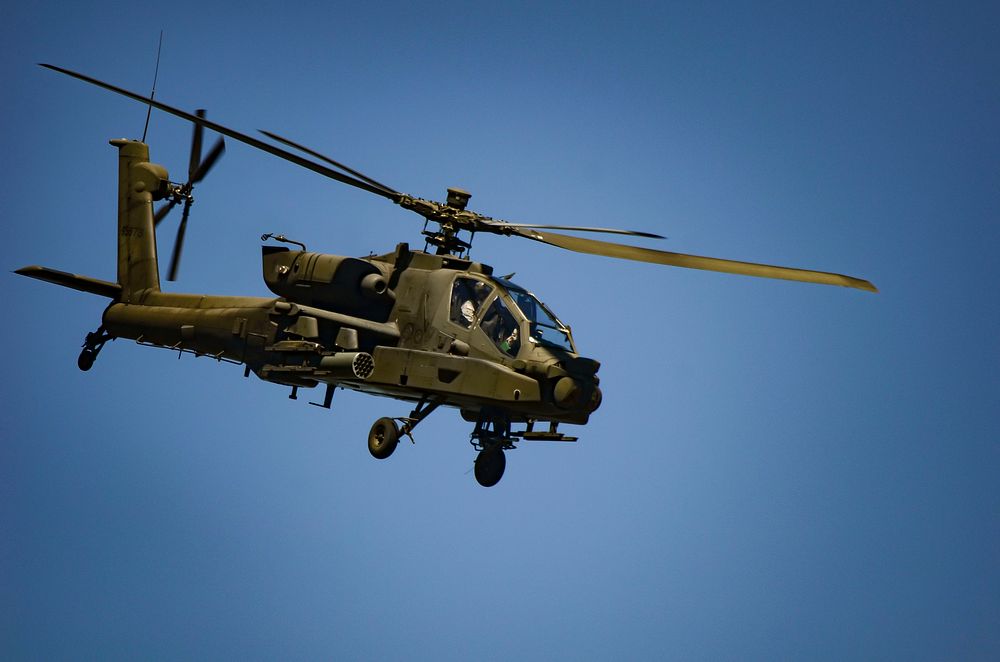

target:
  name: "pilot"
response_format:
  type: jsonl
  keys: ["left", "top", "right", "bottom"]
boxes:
{"left": 461, "top": 298, "right": 476, "bottom": 325}
{"left": 462, "top": 281, "right": 492, "bottom": 325}
{"left": 450, "top": 280, "right": 473, "bottom": 327}
{"left": 451, "top": 279, "right": 485, "bottom": 328}
{"left": 500, "top": 327, "right": 519, "bottom": 354}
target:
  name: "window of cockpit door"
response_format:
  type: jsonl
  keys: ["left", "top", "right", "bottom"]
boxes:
{"left": 449, "top": 276, "right": 494, "bottom": 328}
{"left": 478, "top": 295, "right": 522, "bottom": 357}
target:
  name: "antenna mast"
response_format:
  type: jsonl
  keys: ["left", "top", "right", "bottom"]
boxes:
{"left": 141, "top": 30, "right": 163, "bottom": 143}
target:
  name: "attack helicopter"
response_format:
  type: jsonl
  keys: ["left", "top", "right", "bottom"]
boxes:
{"left": 17, "top": 64, "right": 877, "bottom": 487}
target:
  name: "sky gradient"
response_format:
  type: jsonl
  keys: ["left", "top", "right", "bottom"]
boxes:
{"left": 3, "top": 2, "right": 999, "bottom": 659}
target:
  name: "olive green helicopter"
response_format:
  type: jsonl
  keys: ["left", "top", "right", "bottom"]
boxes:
{"left": 17, "top": 64, "right": 877, "bottom": 487}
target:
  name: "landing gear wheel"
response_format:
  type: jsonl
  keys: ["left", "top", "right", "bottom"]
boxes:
{"left": 77, "top": 326, "right": 111, "bottom": 372}
{"left": 368, "top": 417, "right": 400, "bottom": 460}
{"left": 474, "top": 446, "right": 506, "bottom": 487}
{"left": 77, "top": 348, "right": 96, "bottom": 372}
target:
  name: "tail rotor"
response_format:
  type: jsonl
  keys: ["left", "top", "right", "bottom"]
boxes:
{"left": 154, "top": 108, "right": 225, "bottom": 281}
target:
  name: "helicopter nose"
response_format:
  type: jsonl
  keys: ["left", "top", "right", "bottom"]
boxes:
{"left": 553, "top": 377, "right": 601, "bottom": 412}
{"left": 588, "top": 385, "right": 603, "bottom": 412}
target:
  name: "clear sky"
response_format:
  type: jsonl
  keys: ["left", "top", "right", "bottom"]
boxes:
{"left": 3, "top": 1, "right": 998, "bottom": 659}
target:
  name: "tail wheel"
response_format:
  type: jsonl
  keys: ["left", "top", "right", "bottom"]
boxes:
{"left": 77, "top": 348, "right": 96, "bottom": 371}
{"left": 474, "top": 447, "right": 506, "bottom": 487}
{"left": 368, "top": 417, "right": 400, "bottom": 460}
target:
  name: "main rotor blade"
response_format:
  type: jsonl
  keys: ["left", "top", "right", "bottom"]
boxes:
{"left": 260, "top": 129, "right": 399, "bottom": 196}
{"left": 510, "top": 227, "right": 878, "bottom": 292}
{"left": 498, "top": 223, "right": 665, "bottom": 239}
{"left": 167, "top": 200, "right": 191, "bottom": 281}
{"left": 192, "top": 136, "right": 225, "bottom": 184}
{"left": 39, "top": 64, "right": 399, "bottom": 203}
{"left": 189, "top": 109, "right": 205, "bottom": 180}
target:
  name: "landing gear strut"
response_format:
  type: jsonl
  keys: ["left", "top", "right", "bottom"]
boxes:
{"left": 78, "top": 326, "right": 112, "bottom": 371}
{"left": 367, "top": 396, "right": 443, "bottom": 460}
{"left": 365, "top": 403, "right": 521, "bottom": 487}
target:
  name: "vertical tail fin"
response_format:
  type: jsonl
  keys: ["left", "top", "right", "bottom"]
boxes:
{"left": 111, "top": 139, "right": 163, "bottom": 300}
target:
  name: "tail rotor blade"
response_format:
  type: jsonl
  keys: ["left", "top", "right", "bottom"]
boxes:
{"left": 167, "top": 200, "right": 192, "bottom": 281}
{"left": 189, "top": 109, "right": 205, "bottom": 180}
{"left": 154, "top": 198, "right": 177, "bottom": 226}
{"left": 191, "top": 137, "right": 225, "bottom": 184}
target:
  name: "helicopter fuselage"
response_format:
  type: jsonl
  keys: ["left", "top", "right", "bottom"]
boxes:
{"left": 101, "top": 241, "right": 602, "bottom": 426}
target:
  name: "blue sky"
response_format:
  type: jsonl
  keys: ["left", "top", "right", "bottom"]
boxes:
{"left": 3, "top": 2, "right": 998, "bottom": 659}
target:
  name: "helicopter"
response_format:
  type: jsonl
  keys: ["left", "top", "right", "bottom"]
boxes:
{"left": 17, "top": 64, "right": 877, "bottom": 487}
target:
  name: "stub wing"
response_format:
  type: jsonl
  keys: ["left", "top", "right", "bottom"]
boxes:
{"left": 15, "top": 266, "right": 121, "bottom": 298}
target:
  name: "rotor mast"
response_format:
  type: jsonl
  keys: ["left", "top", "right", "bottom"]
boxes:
{"left": 398, "top": 187, "right": 485, "bottom": 256}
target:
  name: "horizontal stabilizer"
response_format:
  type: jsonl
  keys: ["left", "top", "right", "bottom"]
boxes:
{"left": 15, "top": 266, "right": 121, "bottom": 298}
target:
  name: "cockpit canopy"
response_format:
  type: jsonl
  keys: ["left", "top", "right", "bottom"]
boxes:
{"left": 494, "top": 277, "right": 575, "bottom": 353}
{"left": 449, "top": 274, "right": 576, "bottom": 355}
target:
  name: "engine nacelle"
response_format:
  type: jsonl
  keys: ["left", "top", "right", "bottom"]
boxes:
{"left": 262, "top": 247, "right": 394, "bottom": 319}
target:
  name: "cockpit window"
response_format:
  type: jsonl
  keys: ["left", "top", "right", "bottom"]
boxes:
{"left": 493, "top": 277, "right": 575, "bottom": 352}
{"left": 480, "top": 296, "right": 521, "bottom": 356}
{"left": 450, "top": 276, "right": 494, "bottom": 328}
